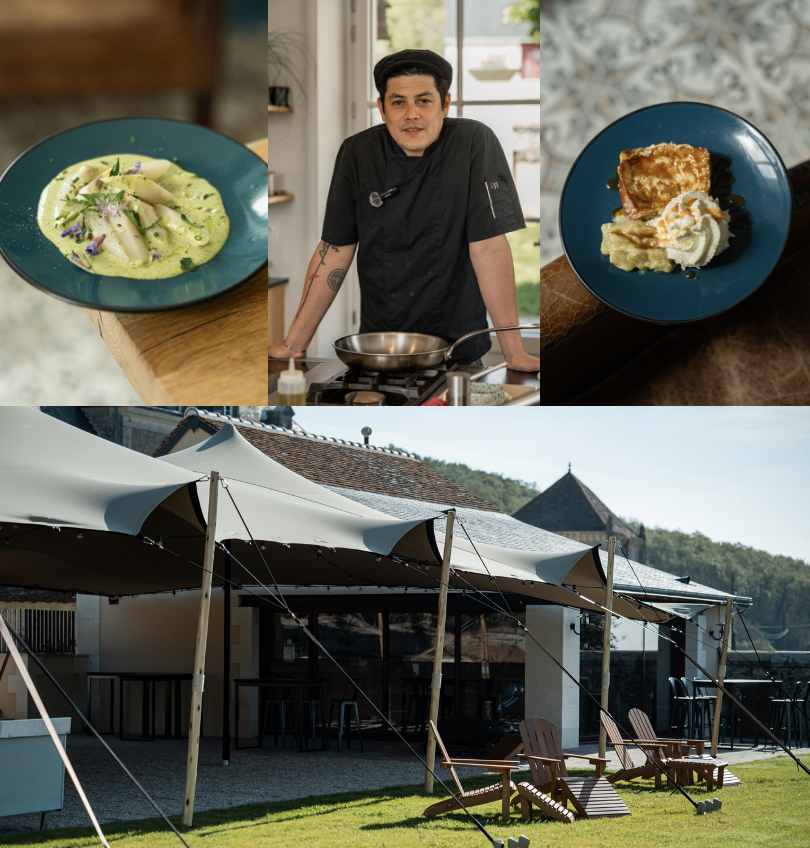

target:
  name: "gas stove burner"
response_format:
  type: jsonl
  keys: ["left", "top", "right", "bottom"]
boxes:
{"left": 313, "top": 388, "right": 408, "bottom": 406}
{"left": 307, "top": 362, "right": 457, "bottom": 406}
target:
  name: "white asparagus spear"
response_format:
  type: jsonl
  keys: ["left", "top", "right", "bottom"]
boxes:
{"left": 85, "top": 210, "right": 129, "bottom": 263}
{"left": 109, "top": 209, "right": 148, "bottom": 264}
{"left": 78, "top": 168, "right": 112, "bottom": 197}
{"left": 136, "top": 159, "right": 171, "bottom": 180}
{"left": 131, "top": 198, "right": 168, "bottom": 247}
{"left": 154, "top": 203, "right": 210, "bottom": 246}
{"left": 102, "top": 175, "right": 173, "bottom": 205}
{"left": 55, "top": 164, "right": 104, "bottom": 217}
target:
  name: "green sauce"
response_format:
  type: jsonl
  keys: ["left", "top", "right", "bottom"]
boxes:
{"left": 37, "top": 154, "right": 229, "bottom": 279}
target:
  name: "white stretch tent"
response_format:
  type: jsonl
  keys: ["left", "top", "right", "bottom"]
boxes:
{"left": 0, "top": 407, "right": 679, "bottom": 621}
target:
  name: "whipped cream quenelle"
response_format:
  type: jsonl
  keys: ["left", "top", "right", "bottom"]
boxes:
{"left": 654, "top": 191, "right": 732, "bottom": 270}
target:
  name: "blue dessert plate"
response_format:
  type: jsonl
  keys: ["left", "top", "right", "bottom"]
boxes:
{"left": 0, "top": 117, "right": 267, "bottom": 312}
{"left": 559, "top": 103, "right": 792, "bottom": 324}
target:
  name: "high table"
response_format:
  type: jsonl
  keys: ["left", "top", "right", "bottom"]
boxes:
{"left": 86, "top": 672, "right": 192, "bottom": 740}
{"left": 234, "top": 677, "right": 328, "bottom": 752}
{"left": 692, "top": 679, "right": 781, "bottom": 748}
{"left": 84, "top": 138, "right": 268, "bottom": 405}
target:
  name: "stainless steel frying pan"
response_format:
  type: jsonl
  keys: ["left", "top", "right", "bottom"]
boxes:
{"left": 333, "top": 324, "right": 539, "bottom": 373}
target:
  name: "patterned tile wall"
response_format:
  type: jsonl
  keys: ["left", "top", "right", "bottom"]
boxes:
{"left": 541, "top": 0, "right": 810, "bottom": 261}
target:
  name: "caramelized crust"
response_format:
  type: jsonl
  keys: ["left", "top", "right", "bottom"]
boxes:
{"left": 618, "top": 143, "right": 711, "bottom": 220}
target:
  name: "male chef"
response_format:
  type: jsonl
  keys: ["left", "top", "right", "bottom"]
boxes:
{"left": 268, "top": 49, "right": 539, "bottom": 371}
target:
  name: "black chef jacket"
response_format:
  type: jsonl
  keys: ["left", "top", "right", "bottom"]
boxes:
{"left": 321, "top": 118, "right": 525, "bottom": 364}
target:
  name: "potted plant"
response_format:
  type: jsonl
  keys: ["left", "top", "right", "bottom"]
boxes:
{"left": 268, "top": 28, "right": 312, "bottom": 108}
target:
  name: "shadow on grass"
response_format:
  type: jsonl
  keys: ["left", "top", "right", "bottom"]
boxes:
{"left": 5, "top": 766, "right": 744, "bottom": 846}
{"left": 0, "top": 783, "right": 443, "bottom": 846}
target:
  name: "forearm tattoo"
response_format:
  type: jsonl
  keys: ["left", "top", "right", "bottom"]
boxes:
{"left": 293, "top": 241, "right": 340, "bottom": 323}
{"left": 327, "top": 269, "right": 346, "bottom": 291}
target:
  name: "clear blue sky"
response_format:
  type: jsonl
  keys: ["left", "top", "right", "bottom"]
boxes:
{"left": 291, "top": 407, "right": 810, "bottom": 563}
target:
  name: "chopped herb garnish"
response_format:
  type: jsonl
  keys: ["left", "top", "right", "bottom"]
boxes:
{"left": 101, "top": 160, "right": 109, "bottom": 165}
{"left": 203, "top": 193, "right": 212, "bottom": 199}
{"left": 180, "top": 258, "right": 196, "bottom": 273}
{"left": 109, "top": 158, "right": 121, "bottom": 177}
{"left": 121, "top": 208, "right": 146, "bottom": 233}
{"left": 180, "top": 213, "right": 204, "bottom": 228}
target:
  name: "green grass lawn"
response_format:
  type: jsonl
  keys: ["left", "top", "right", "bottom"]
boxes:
{"left": 4, "top": 757, "right": 809, "bottom": 848}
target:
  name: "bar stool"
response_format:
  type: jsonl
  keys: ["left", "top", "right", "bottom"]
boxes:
{"left": 328, "top": 677, "right": 364, "bottom": 752}
{"left": 684, "top": 678, "right": 714, "bottom": 738}
{"left": 301, "top": 679, "right": 327, "bottom": 750}
{"left": 669, "top": 677, "right": 693, "bottom": 736}
{"left": 259, "top": 682, "right": 293, "bottom": 750}
{"left": 769, "top": 681, "right": 807, "bottom": 749}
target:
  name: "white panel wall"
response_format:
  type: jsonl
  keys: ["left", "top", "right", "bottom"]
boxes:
{"left": 268, "top": 0, "right": 352, "bottom": 356}
{"left": 524, "top": 605, "right": 580, "bottom": 747}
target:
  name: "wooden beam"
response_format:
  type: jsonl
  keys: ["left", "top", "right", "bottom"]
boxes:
{"left": 598, "top": 537, "right": 616, "bottom": 760}
{"left": 424, "top": 509, "right": 456, "bottom": 794}
{"left": 181, "top": 471, "right": 219, "bottom": 827}
{"left": 711, "top": 597, "right": 733, "bottom": 757}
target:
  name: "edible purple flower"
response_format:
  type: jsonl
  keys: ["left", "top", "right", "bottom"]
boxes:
{"left": 125, "top": 161, "right": 141, "bottom": 175}
{"left": 151, "top": 251, "right": 164, "bottom": 262}
{"left": 60, "top": 222, "right": 84, "bottom": 239}
{"left": 85, "top": 234, "right": 105, "bottom": 255}
{"left": 70, "top": 251, "right": 90, "bottom": 269}
{"left": 93, "top": 194, "right": 123, "bottom": 223}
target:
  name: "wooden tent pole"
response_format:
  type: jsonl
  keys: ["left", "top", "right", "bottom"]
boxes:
{"left": 424, "top": 508, "right": 456, "bottom": 794}
{"left": 181, "top": 471, "right": 219, "bottom": 828}
{"left": 598, "top": 537, "right": 616, "bottom": 760}
{"left": 711, "top": 597, "right": 733, "bottom": 757}
{"left": 221, "top": 540, "right": 231, "bottom": 765}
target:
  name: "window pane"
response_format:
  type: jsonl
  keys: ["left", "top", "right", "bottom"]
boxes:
{"left": 461, "top": 0, "right": 539, "bottom": 102}
{"left": 268, "top": 611, "right": 309, "bottom": 675}
{"left": 317, "top": 612, "right": 384, "bottom": 731}
{"left": 388, "top": 611, "right": 455, "bottom": 731}
{"left": 373, "top": 0, "right": 454, "bottom": 103}
{"left": 459, "top": 612, "right": 525, "bottom": 721}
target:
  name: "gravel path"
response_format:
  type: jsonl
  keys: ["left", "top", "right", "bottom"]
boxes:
{"left": 0, "top": 735, "right": 481, "bottom": 835}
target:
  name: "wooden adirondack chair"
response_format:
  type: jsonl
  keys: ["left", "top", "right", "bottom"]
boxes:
{"left": 423, "top": 720, "right": 529, "bottom": 822}
{"left": 627, "top": 709, "right": 740, "bottom": 789}
{"left": 514, "top": 717, "right": 631, "bottom": 819}
{"left": 600, "top": 710, "right": 662, "bottom": 787}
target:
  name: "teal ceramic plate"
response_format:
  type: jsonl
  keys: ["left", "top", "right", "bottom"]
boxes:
{"left": 0, "top": 118, "right": 268, "bottom": 312}
{"left": 559, "top": 103, "right": 792, "bottom": 324}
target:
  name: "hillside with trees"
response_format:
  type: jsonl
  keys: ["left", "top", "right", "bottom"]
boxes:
{"left": 388, "top": 447, "right": 539, "bottom": 517}
{"left": 627, "top": 523, "right": 810, "bottom": 651}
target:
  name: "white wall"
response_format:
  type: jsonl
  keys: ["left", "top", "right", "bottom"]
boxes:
{"left": 269, "top": 0, "right": 354, "bottom": 356}
{"left": 96, "top": 589, "right": 259, "bottom": 741}
{"left": 524, "top": 605, "right": 580, "bottom": 747}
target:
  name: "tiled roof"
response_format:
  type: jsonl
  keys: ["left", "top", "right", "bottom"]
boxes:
{"left": 328, "top": 488, "right": 740, "bottom": 603}
{"left": 154, "top": 413, "right": 500, "bottom": 511}
{"left": 513, "top": 471, "right": 640, "bottom": 538}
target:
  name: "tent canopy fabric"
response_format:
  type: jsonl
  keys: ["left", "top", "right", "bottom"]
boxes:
{"left": 0, "top": 409, "right": 681, "bottom": 621}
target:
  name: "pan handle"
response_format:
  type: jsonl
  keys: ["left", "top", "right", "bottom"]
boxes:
{"left": 443, "top": 323, "right": 540, "bottom": 361}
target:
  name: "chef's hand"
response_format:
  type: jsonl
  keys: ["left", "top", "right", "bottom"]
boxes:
{"left": 268, "top": 342, "right": 306, "bottom": 360}
{"left": 506, "top": 352, "right": 540, "bottom": 372}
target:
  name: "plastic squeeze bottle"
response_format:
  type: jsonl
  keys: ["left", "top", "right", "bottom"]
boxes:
{"left": 277, "top": 358, "right": 307, "bottom": 405}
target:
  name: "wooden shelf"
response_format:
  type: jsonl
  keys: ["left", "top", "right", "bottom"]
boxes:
{"left": 268, "top": 105, "right": 293, "bottom": 113}
{"left": 268, "top": 193, "right": 294, "bottom": 205}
